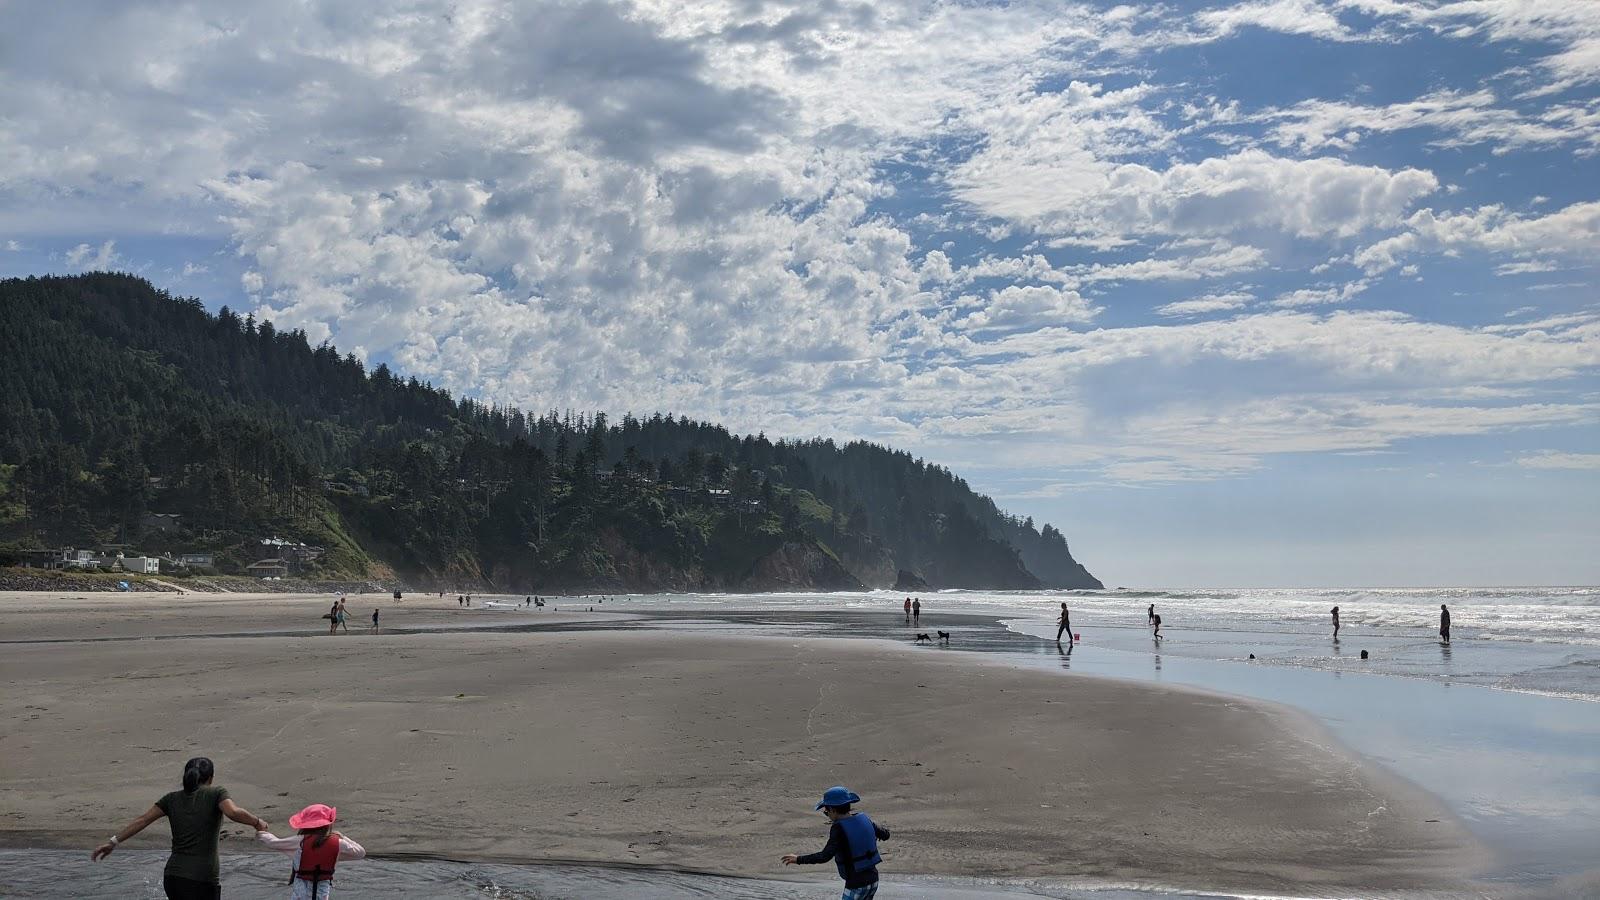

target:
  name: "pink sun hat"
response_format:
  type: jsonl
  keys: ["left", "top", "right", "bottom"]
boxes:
{"left": 288, "top": 803, "right": 337, "bottom": 830}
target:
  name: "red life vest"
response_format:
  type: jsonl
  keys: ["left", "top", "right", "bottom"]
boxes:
{"left": 290, "top": 834, "right": 339, "bottom": 884}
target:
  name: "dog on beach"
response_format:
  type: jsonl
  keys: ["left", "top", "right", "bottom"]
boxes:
{"left": 914, "top": 633, "right": 933, "bottom": 643}
{"left": 937, "top": 631, "right": 951, "bottom": 641}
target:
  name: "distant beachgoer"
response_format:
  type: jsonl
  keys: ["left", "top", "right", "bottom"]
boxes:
{"left": 257, "top": 804, "right": 366, "bottom": 899}
{"left": 912, "top": 598, "right": 921, "bottom": 620}
{"left": 1152, "top": 613, "right": 1162, "bottom": 640}
{"left": 1055, "top": 603, "right": 1072, "bottom": 643}
{"left": 327, "top": 601, "right": 340, "bottom": 635}
{"left": 1360, "top": 649, "right": 1369, "bottom": 660}
{"left": 1439, "top": 604, "right": 1451, "bottom": 644}
{"left": 370, "top": 609, "right": 379, "bottom": 632}
{"left": 334, "top": 601, "right": 349, "bottom": 634}
{"left": 1331, "top": 606, "right": 1340, "bottom": 640}
{"left": 781, "top": 786, "right": 890, "bottom": 900}
{"left": 1147, "top": 603, "right": 1155, "bottom": 625}
{"left": 92, "top": 757, "right": 269, "bottom": 900}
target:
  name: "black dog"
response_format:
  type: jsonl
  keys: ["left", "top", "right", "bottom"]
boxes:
{"left": 914, "top": 633, "right": 933, "bottom": 643}
{"left": 937, "top": 631, "right": 951, "bottom": 641}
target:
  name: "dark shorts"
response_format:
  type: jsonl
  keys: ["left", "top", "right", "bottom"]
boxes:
{"left": 163, "top": 874, "right": 221, "bottom": 900}
{"left": 842, "top": 884, "right": 880, "bottom": 900}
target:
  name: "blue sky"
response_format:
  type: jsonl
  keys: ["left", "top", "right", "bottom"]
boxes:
{"left": 3, "top": 0, "right": 1597, "bottom": 587}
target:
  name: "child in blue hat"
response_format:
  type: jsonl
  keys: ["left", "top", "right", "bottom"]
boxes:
{"left": 781, "top": 786, "right": 891, "bottom": 899}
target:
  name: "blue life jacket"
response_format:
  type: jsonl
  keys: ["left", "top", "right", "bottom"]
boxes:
{"left": 834, "top": 813, "right": 882, "bottom": 878}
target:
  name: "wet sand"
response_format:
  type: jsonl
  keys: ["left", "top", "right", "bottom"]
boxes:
{"left": 0, "top": 593, "right": 1480, "bottom": 895}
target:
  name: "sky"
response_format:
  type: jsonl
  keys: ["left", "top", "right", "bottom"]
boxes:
{"left": 2, "top": 0, "right": 1597, "bottom": 588}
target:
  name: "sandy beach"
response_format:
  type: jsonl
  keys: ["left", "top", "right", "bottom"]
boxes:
{"left": 1, "top": 592, "right": 1480, "bottom": 895}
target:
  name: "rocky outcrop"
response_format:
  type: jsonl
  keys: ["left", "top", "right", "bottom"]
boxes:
{"left": 893, "top": 569, "right": 930, "bottom": 591}
{"left": 742, "top": 541, "right": 864, "bottom": 592}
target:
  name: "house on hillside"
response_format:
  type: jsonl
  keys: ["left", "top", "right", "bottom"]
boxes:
{"left": 121, "top": 556, "right": 160, "bottom": 575}
{"left": 246, "top": 558, "right": 290, "bottom": 578}
{"left": 179, "top": 553, "right": 215, "bottom": 568}
{"left": 19, "top": 548, "right": 72, "bottom": 569}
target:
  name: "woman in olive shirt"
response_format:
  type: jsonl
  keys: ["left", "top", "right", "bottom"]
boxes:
{"left": 92, "top": 757, "right": 270, "bottom": 899}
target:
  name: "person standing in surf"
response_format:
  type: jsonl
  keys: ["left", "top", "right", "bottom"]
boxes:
{"left": 256, "top": 803, "right": 367, "bottom": 899}
{"left": 1152, "top": 612, "right": 1163, "bottom": 640}
{"left": 912, "top": 597, "right": 921, "bottom": 621}
{"left": 903, "top": 597, "right": 911, "bottom": 620}
{"left": 1331, "top": 606, "right": 1340, "bottom": 641}
{"left": 1056, "top": 602, "right": 1072, "bottom": 643}
{"left": 1147, "top": 603, "right": 1155, "bottom": 626}
{"left": 1440, "top": 604, "right": 1451, "bottom": 644}
{"left": 92, "top": 757, "right": 270, "bottom": 900}
{"left": 782, "top": 786, "right": 891, "bottom": 899}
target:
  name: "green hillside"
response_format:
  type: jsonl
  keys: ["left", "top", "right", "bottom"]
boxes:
{"left": 0, "top": 273, "right": 1101, "bottom": 591}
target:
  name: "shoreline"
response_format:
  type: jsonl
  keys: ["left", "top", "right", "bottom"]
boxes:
{"left": 0, "top": 592, "right": 1482, "bottom": 896}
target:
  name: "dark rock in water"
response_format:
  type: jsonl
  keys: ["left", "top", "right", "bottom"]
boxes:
{"left": 895, "top": 569, "right": 931, "bottom": 591}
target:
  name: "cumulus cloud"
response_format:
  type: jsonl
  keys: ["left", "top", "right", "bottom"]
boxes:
{"left": 1197, "top": 0, "right": 1355, "bottom": 41}
{"left": 3, "top": 0, "right": 1597, "bottom": 496}
{"left": 954, "top": 148, "right": 1437, "bottom": 244}
{"left": 1155, "top": 291, "right": 1255, "bottom": 317}
{"left": 1353, "top": 201, "right": 1600, "bottom": 274}
{"left": 64, "top": 240, "right": 120, "bottom": 271}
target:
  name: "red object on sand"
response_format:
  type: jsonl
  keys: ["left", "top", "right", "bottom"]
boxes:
{"left": 1074, "top": 633, "right": 1081, "bottom": 641}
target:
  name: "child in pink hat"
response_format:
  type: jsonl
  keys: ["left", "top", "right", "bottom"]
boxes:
{"left": 256, "top": 803, "right": 366, "bottom": 899}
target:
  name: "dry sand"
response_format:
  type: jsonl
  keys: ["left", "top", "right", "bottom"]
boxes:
{"left": 0, "top": 592, "right": 1480, "bottom": 894}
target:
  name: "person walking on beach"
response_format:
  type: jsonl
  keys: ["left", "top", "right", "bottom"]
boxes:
{"left": 1440, "top": 604, "right": 1451, "bottom": 644}
{"left": 257, "top": 804, "right": 367, "bottom": 899}
{"left": 1331, "top": 606, "right": 1340, "bottom": 641}
{"left": 1152, "top": 612, "right": 1163, "bottom": 640}
{"left": 1147, "top": 603, "right": 1155, "bottom": 625}
{"left": 92, "top": 757, "right": 270, "bottom": 900}
{"left": 370, "top": 608, "right": 379, "bottom": 632}
{"left": 912, "top": 598, "right": 921, "bottom": 621}
{"left": 903, "top": 597, "right": 911, "bottom": 619}
{"left": 1056, "top": 602, "right": 1072, "bottom": 643}
{"left": 782, "top": 786, "right": 891, "bottom": 900}
{"left": 334, "top": 600, "right": 350, "bottom": 634}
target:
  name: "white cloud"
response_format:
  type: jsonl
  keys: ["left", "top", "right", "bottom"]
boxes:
{"left": 1155, "top": 291, "right": 1255, "bottom": 317}
{"left": 64, "top": 239, "right": 119, "bottom": 270}
{"left": 1515, "top": 450, "right": 1600, "bottom": 470}
{"left": 1336, "top": 0, "right": 1600, "bottom": 94}
{"left": 963, "top": 284, "right": 1099, "bottom": 333}
{"left": 1271, "top": 279, "right": 1368, "bottom": 308}
{"left": 3, "top": 0, "right": 1598, "bottom": 499}
{"left": 1197, "top": 0, "right": 1355, "bottom": 41}
{"left": 1256, "top": 88, "right": 1600, "bottom": 156}
{"left": 955, "top": 148, "right": 1437, "bottom": 244}
{"left": 1353, "top": 201, "right": 1600, "bottom": 274}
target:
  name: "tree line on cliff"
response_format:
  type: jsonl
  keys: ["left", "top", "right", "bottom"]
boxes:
{"left": 0, "top": 273, "right": 1101, "bottom": 590}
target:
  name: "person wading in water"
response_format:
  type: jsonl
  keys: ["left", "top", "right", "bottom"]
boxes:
{"left": 782, "top": 786, "right": 891, "bottom": 900}
{"left": 256, "top": 803, "right": 367, "bottom": 899}
{"left": 1056, "top": 602, "right": 1073, "bottom": 643}
{"left": 92, "top": 757, "right": 270, "bottom": 900}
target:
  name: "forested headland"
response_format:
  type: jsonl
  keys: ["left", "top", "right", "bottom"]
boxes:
{"left": 0, "top": 273, "right": 1101, "bottom": 592}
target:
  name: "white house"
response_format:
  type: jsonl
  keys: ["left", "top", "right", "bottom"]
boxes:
{"left": 121, "top": 556, "right": 161, "bottom": 574}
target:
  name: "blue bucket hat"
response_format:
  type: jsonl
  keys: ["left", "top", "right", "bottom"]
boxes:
{"left": 815, "top": 786, "right": 861, "bottom": 810}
